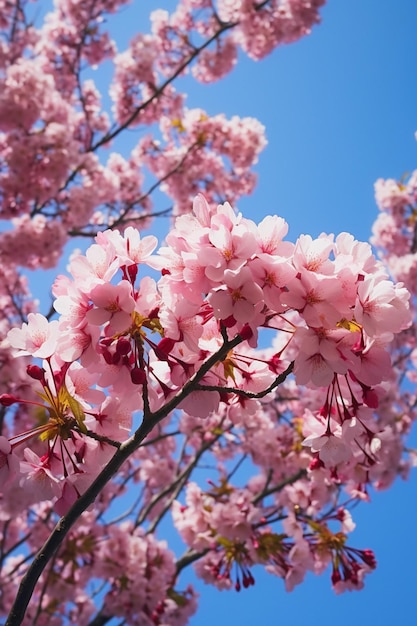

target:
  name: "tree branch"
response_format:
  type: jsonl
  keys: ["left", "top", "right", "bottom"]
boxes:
{"left": 5, "top": 332, "right": 244, "bottom": 626}
{"left": 194, "top": 361, "right": 294, "bottom": 399}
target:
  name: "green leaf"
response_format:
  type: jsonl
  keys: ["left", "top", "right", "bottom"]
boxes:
{"left": 61, "top": 386, "right": 87, "bottom": 433}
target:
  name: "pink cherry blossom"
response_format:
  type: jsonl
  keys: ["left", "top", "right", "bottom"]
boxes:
{"left": 95, "top": 226, "right": 158, "bottom": 266}
{"left": 20, "top": 448, "right": 60, "bottom": 502}
{"left": 292, "top": 233, "right": 335, "bottom": 275}
{"left": 303, "top": 429, "right": 352, "bottom": 466}
{"left": 208, "top": 266, "right": 264, "bottom": 323}
{"left": 354, "top": 275, "right": 410, "bottom": 338}
{"left": 7, "top": 313, "right": 59, "bottom": 359}
{"left": 86, "top": 280, "right": 135, "bottom": 333}
{"left": 292, "top": 326, "right": 356, "bottom": 387}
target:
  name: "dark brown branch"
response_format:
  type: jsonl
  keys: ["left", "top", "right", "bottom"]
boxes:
{"left": 194, "top": 361, "right": 294, "bottom": 399}
{"left": 252, "top": 469, "right": 308, "bottom": 505}
{"left": 176, "top": 548, "right": 209, "bottom": 574}
{"left": 77, "top": 428, "right": 122, "bottom": 449}
{"left": 5, "top": 331, "right": 244, "bottom": 626}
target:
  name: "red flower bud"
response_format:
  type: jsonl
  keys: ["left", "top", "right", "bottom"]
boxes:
{"left": 361, "top": 549, "right": 377, "bottom": 569}
{"left": 0, "top": 394, "right": 18, "bottom": 406}
{"left": 131, "top": 367, "right": 146, "bottom": 385}
{"left": 116, "top": 338, "right": 131, "bottom": 356}
{"left": 26, "top": 364, "right": 45, "bottom": 381}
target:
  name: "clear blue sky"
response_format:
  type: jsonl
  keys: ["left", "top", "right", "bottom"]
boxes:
{"left": 23, "top": 1, "right": 417, "bottom": 624}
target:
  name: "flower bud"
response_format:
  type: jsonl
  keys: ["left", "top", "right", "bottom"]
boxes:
{"left": 116, "top": 337, "right": 131, "bottom": 356}
{"left": 26, "top": 364, "right": 45, "bottom": 381}
{"left": 0, "top": 394, "right": 18, "bottom": 406}
{"left": 131, "top": 367, "right": 146, "bottom": 385}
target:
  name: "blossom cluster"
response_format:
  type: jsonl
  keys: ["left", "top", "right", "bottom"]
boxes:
{"left": 372, "top": 169, "right": 417, "bottom": 292}
{"left": 0, "top": 508, "right": 197, "bottom": 626}
{"left": 0, "top": 0, "right": 325, "bottom": 271}
{"left": 0, "top": 192, "right": 413, "bottom": 622}
{"left": 173, "top": 481, "right": 377, "bottom": 594}
{"left": 2, "top": 191, "right": 411, "bottom": 489}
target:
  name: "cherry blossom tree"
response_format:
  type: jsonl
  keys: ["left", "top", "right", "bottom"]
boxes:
{"left": 0, "top": 1, "right": 416, "bottom": 625}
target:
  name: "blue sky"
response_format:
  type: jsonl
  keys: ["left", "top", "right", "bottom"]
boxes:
{"left": 18, "top": 0, "right": 417, "bottom": 624}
